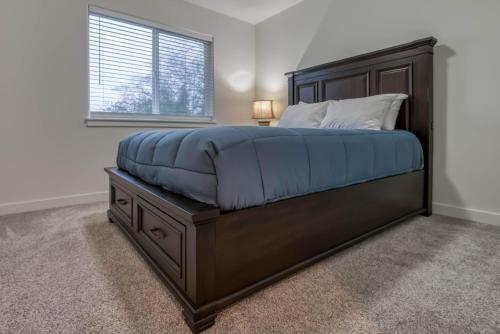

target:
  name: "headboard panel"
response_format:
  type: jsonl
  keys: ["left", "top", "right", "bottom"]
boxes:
{"left": 285, "top": 37, "right": 436, "bottom": 214}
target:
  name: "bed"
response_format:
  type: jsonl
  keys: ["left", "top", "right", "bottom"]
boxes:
{"left": 105, "top": 37, "right": 436, "bottom": 332}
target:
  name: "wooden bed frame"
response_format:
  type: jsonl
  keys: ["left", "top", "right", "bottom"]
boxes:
{"left": 105, "top": 37, "right": 436, "bottom": 333}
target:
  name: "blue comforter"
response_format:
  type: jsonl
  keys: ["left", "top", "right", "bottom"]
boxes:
{"left": 117, "top": 126, "right": 422, "bottom": 211}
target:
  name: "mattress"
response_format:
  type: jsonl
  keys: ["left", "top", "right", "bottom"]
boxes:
{"left": 117, "top": 126, "right": 422, "bottom": 211}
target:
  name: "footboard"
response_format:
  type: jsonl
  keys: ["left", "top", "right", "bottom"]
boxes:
{"left": 106, "top": 167, "right": 220, "bottom": 332}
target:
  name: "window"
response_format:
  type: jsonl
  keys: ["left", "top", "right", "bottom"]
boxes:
{"left": 88, "top": 7, "right": 214, "bottom": 124}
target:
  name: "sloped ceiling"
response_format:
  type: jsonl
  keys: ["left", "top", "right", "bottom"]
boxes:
{"left": 183, "top": 0, "right": 304, "bottom": 24}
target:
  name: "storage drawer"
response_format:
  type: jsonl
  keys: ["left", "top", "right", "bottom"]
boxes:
{"left": 110, "top": 182, "right": 134, "bottom": 229}
{"left": 136, "top": 197, "right": 186, "bottom": 288}
{"left": 112, "top": 184, "right": 133, "bottom": 218}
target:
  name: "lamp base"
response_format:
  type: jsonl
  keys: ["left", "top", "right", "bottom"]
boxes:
{"left": 257, "top": 120, "right": 271, "bottom": 126}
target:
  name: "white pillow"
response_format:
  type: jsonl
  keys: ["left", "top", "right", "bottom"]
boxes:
{"left": 277, "top": 101, "right": 328, "bottom": 128}
{"left": 319, "top": 95, "right": 396, "bottom": 130}
{"left": 382, "top": 94, "right": 408, "bottom": 130}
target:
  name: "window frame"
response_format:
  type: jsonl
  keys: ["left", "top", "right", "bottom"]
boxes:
{"left": 86, "top": 6, "right": 215, "bottom": 127}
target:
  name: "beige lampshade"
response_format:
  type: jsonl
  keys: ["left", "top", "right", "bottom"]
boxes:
{"left": 252, "top": 100, "right": 274, "bottom": 119}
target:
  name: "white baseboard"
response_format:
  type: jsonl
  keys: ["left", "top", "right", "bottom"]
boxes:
{"left": 433, "top": 202, "right": 500, "bottom": 227}
{"left": 0, "top": 191, "right": 109, "bottom": 216}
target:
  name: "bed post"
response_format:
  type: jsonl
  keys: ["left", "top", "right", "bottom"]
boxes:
{"left": 424, "top": 53, "right": 434, "bottom": 216}
{"left": 410, "top": 38, "right": 436, "bottom": 216}
{"left": 286, "top": 72, "right": 295, "bottom": 105}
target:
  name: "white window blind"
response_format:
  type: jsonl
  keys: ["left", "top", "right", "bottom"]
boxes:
{"left": 88, "top": 8, "right": 214, "bottom": 121}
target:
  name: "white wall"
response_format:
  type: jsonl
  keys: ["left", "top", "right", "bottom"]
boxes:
{"left": 256, "top": 0, "right": 500, "bottom": 225}
{"left": 0, "top": 0, "right": 255, "bottom": 214}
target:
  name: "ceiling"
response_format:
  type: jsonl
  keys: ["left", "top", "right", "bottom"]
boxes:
{"left": 183, "top": 0, "right": 304, "bottom": 24}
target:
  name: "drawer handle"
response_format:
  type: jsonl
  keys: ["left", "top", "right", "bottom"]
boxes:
{"left": 117, "top": 198, "right": 128, "bottom": 205}
{"left": 150, "top": 228, "right": 167, "bottom": 240}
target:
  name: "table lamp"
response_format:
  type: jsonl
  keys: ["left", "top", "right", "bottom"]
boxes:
{"left": 252, "top": 100, "right": 274, "bottom": 126}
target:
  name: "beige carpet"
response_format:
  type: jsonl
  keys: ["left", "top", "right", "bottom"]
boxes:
{"left": 1, "top": 202, "right": 499, "bottom": 334}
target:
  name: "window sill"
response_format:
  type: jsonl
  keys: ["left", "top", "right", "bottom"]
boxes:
{"left": 85, "top": 117, "right": 217, "bottom": 128}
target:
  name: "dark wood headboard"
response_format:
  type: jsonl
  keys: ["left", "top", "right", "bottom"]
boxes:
{"left": 285, "top": 36, "right": 436, "bottom": 213}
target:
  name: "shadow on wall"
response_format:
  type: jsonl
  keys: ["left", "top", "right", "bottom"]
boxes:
{"left": 433, "top": 44, "right": 462, "bottom": 211}
{"left": 295, "top": 0, "right": 335, "bottom": 71}
{"left": 257, "top": 0, "right": 334, "bottom": 120}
